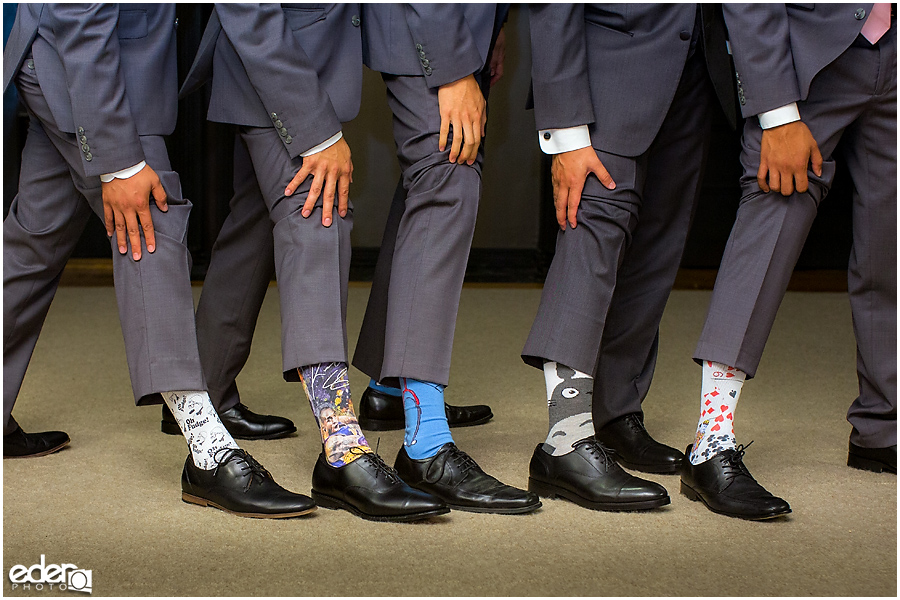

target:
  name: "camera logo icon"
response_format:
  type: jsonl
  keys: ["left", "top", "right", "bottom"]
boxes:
{"left": 67, "top": 569, "right": 92, "bottom": 594}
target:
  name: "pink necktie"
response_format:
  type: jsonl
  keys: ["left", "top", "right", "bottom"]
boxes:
{"left": 861, "top": 3, "right": 891, "bottom": 44}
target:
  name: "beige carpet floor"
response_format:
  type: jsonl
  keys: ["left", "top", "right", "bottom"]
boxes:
{"left": 3, "top": 285, "right": 896, "bottom": 596}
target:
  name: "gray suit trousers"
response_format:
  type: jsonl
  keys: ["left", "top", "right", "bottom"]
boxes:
{"left": 4, "top": 60, "right": 204, "bottom": 434}
{"left": 227, "top": 127, "right": 352, "bottom": 380}
{"left": 695, "top": 31, "right": 897, "bottom": 448}
{"left": 352, "top": 73, "right": 483, "bottom": 387}
{"left": 522, "top": 48, "right": 717, "bottom": 428}
{"left": 194, "top": 140, "right": 275, "bottom": 411}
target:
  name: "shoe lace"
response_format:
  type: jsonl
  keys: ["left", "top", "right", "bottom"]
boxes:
{"left": 624, "top": 413, "right": 648, "bottom": 435}
{"left": 574, "top": 438, "right": 614, "bottom": 467}
{"left": 444, "top": 444, "right": 479, "bottom": 474}
{"left": 349, "top": 443, "right": 402, "bottom": 484}
{"left": 212, "top": 448, "right": 271, "bottom": 491}
{"left": 722, "top": 441, "right": 754, "bottom": 482}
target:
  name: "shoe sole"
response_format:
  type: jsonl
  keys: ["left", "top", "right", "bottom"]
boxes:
{"left": 161, "top": 421, "right": 297, "bottom": 441}
{"left": 182, "top": 493, "right": 317, "bottom": 518}
{"left": 310, "top": 490, "right": 450, "bottom": 522}
{"left": 848, "top": 453, "right": 897, "bottom": 474}
{"left": 358, "top": 414, "right": 493, "bottom": 431}
{"left": 4, "top": 439, "right": 70, "bottom": 459}
{"left": 610, "top": 455, "right": 682, "bottom": 475}
{"left": 528, "top": 477, "right": 670, "bottom": 512}
{"left": 679, "top": 481, "right": 792, "bottom": 520}
{"left": 443, "top": 499, "right": 542, "bottom": 515}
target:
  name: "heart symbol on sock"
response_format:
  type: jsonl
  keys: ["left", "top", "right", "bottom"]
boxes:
{"left": 720, "top": 405, "right": 728, "bottom": 413}
{"left": 711, "top": 424, "right": 721, "bottom": 432}
{"left": 715, "top": 415, "right": 725, "bottom": 423}
{"left": 725, "top": 372, "right": 734, "bottom": 378}
{"left": 726, "top": 413, "right": 733, "bottom": 420}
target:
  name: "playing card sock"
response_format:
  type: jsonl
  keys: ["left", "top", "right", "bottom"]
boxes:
{"left": 400, "top": 378, "right": 454, "bottom": 460}
{"left": 369, "top": 378, "right": 402, "bottom": 397}
{"left": 162, "top": 390, "right": 240, "bottom": 470}
{"left": 689, "top": 361, "right": 746, "bottom": 465}
{"left": 299, "top": 362, "right": 372, "bottom": 467}
{"left": 542, "top": 361, "right": 595, "bottom": 456}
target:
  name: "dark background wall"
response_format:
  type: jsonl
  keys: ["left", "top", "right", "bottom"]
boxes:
{"left": 3, "top": 5, "right": 855, "bottom": 282}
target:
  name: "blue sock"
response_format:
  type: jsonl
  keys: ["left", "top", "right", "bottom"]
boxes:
{"left": 369, "top": 378, "right": 402, "bottom": 397}
{"left": 400, "top": 378, "right": 454, "bottom": 459}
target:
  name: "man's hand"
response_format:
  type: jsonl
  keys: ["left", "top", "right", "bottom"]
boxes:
{"left": 101, "top": 164, "right": 168, "bottom": 261}
{"left": 285, "top": 137, "right": 353, "bottom": 227}
{"left": 758, "top": 121, "right": 823, "bottom": 196}
{"left": 551, "top": 146, "right": 616, "bottom": 230}
{"left": 489, "top": 27, "right": 506, "bottom": 87}
{"left": 438, "top": 73, "right": 486, "bottom": 165}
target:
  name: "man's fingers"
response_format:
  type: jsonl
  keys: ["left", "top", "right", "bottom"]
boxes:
{"left": 589, "top": 160, "right": 616, "bottom": 190}
{"left": 124, "top": 211, "right": 143, "bottom": 261}
{"left": 757, "top": 162, "right": 771, "bottom": 193}
{"left": 138, "top": 206, "right": 156, "bottom": 253}
{"left": 780, "top": 170, "right": 795, "bottom": 196}
{"left": 439, "top": 114, "right": 450, "bottom": 153}
{"left": 794, "top": 167, "right": 810, "bottom": 194}
{"left": 303, "top": 169, "right": 324, "bottom": 219}
{"left": 114, "top": 210, "right": 128, "bottom": 255}
{"left": 338, "top": 171, "right": 350, "bottom": 218}
{"left": 461, "top": 120, "right": 480, "bottom": 164}
{"left": 151, "top": 179, "right": 168, "bottom": 212}
{"left": 449, "top": 119, "right": 463, "bottom": 163}
{"left": 103, "top": 203, "right": 115, "bottom": 237}
{"left": 810, "top": 143, "right": 824, "bottom": 177}
{"left": 555, "top": 185, "right": 569, "bottom": 231}
{"left": 321, "top": 169, "right": 337, "bottom": 227}
{"left": 287, "top": 163, "right": 312, "bottom": 198}
{"left": 567, "top": 178, "right": 584, "bottom": 229}
{"left": 768, "top": 169, "right": 781, "bottom": 195}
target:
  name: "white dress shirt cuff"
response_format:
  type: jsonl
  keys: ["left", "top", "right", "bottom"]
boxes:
{"left": 100, "top": 161, "right": 146, "bottom": 183}
{"left": 538, "top": 125, "right": 591, "bottom": 154}
{"left": 758, "top": 103, "right": 801, "bottom": 129}
{"left": 301, "top": 131, "right": 342, "bottom": 157}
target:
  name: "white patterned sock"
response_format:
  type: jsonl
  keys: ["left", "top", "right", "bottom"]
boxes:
{"left": 162, "top": 390, "right": 240, "bottom": 470}
{"left": 690, "top": 361, "right": 746, "bottom": 465}
{"left": 543, "top": 361, "right": 595, "bottom": 456}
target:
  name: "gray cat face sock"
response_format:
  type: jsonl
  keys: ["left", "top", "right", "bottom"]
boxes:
{"left": 542, "top": 361, "right": 595, "bottom": 456}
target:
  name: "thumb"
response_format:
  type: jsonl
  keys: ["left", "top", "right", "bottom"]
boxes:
{"left": 810, "top": 143, "right": 823, "bottom": 178}
{"left": 151, "top": 178, "right": 168, "bottom": 212}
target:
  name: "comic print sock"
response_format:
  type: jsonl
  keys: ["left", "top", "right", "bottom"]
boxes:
{"left": 162, "top": 390, "right": 239, "bottom": 470}
{"left": 542, "top": 361, "right": 595, "bottom": 456}
{"left": 690, "top": 361, "right": 746, "bottom": 465}
{"left": 299, "top": 362, "right": 372, "bottom": 467}
{"left": 369, "top": 378, "right": 402, "bottom": 397}
{"left": 400, "top": 378, "right": 454, "bottom": 460}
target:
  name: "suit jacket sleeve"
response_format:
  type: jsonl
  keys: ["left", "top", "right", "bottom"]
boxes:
{"left": 215, "top": 3, "right": 342, "bottom": 158}
{"left": 527, "top": 3, "right": 594, "bottom": 131}
{"left": 722, "top": 4, "right": 801, "bottom": 118}
{"left": 47, "top": 4, "right": 144, "bottom": 177}
{"left": 404, "top": 3, "right": 486, "bottom": 88}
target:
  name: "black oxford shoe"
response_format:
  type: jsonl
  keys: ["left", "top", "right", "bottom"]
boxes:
{"left": 181, "top": 448, "right": 316, "bottom": 518}
{"left": 357, "top": 387, "right": 493, "bottom": 431}
{"left": 528, "top": 438, "right": 670, "bottom": 511}
{"left": 848, "top": 441, "right": 897, "bottom": 474}
{"left": 680, "top": 443, "right": 791, "bottom": 520}
{"left": 311, "top": 450, "right": 449, "bottom": 522}
{"left": 4, "top": 426, "right": 70, "bottom": 459}
{"left": 395, "top": 443, "right": 542, "bottom": 514}
{"left": 162, "top": 402, "right": 296, "bottom": 440}
{"left": 595, "top": 413, "right": 685, "bottom": 474}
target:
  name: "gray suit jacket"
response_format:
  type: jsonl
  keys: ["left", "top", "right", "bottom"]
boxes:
{"left": 181, "top": 3, "right": 362, "bottom": 158}
{"left": 529, "top": 3, "right": 735, "bottom": 157}
{"left": 724, "top": 3, "right": 875, "bottom": 117}
{"left": 3, "top": 3, "right": 178, "bottom": 177}
{"left": 362, "top": 3, "right": 506, "bottom": 88}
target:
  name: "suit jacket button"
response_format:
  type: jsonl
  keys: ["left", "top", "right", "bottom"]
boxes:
{"left": 80, "top": 135, "right": 87, "bottom": 143}
{"left": 855, "top": 7, "right": 866, "bottom": 19}
{"left": 78, "top": 127, "right": 85, "bottom": 134}
{"left": 415, "top": 43, "right": 423, "bottom": 51}
{"left": 424, "top": 66, "right": 433, "bottom": 75}
{"left": 275, "top": 119, "right": 283, "bottom": 128}
{"left": 82, "top": 144, "right": 90, "bottom": 152}
{"left": 271, "top": 112, "right": 278, "bottom": 120}
{"left": 680, "top": 30, "right": 691, "bottom": 41}
{"left": 174, "top": 17, "right": 179, "bottom": 29}
{"left": 543, "top": 132, "right": 551, "bottom": 140}
{"left": 351, "top": 15, "right": 360, "bottom": 26}
{"left": 421, "top": 58, "right": 430, "bottom": 67}
{"left": 279, "top": 127, "right": 288, "bottom": 136}
{"left": 285, "top": 135, "right": 292, "bottom": 144}
{"left": 85, "top": 152, "right": 93, "bottom": 161}
{"left": 26, "top": 59, "right": 34, "bottom": 69}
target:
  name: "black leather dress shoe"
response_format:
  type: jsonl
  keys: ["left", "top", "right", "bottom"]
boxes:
{"left": 162, "top": 403, "right": 296, "bottom": 440}
{"left": 395, "top": 443, "right": 542, "bottom": 514}
{"left": 528, "top": 438, "right": 670, "bottom": 511}
{"left": 680, "top": 443, "right": 791, "bottom": 520}
{"left": 595, "top": 413, "right": 685, "bottom": 474}
{"left": 357, "top": 387, "right": 493, "bottom": 431}
{"left": 848, "top": 441, "right": 897, "bottom": 474}
{"left": 4, "top": 426, "right": 70, "bottom": 459}
{"left": 311, "top": 450, "right": 449, "bottom": 522}
{"left": 181, "top": 448, "right": 316, "bottom": 518}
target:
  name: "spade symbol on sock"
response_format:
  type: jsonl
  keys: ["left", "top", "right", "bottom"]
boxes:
{"left": 729, "top": 390, "right": 737, "bottom": 398}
